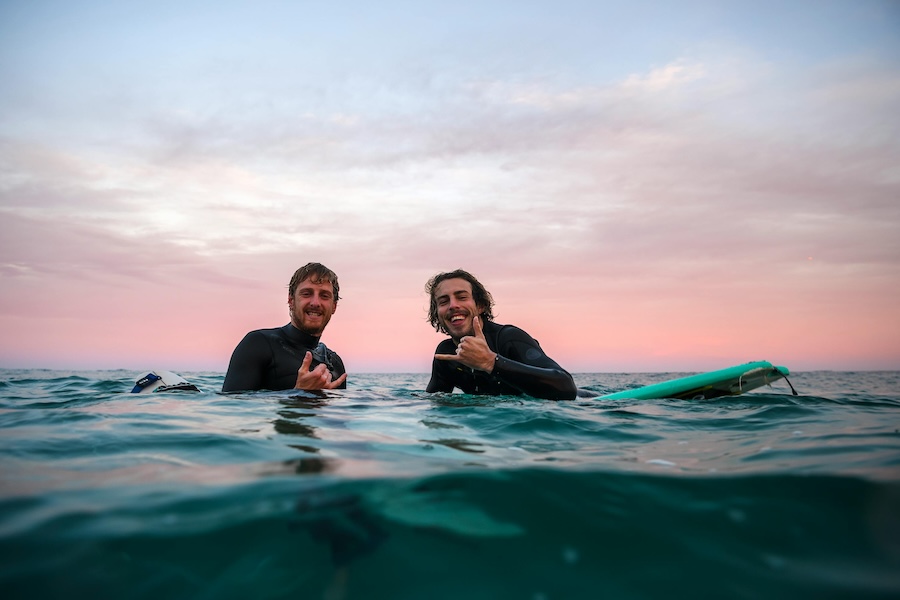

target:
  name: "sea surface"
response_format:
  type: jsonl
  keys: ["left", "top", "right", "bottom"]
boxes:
{"left": 1, "top": 369, "right": 898, "bottom": 599}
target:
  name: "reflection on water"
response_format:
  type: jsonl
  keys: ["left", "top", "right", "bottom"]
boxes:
{"left": 288, "top": 443, "right": 321, "bottom": 454}
{"left": 289, "top": 457, "right": 335, "bottom": 475}
{"left": 258, "top": 457, "right": 338, "bottom": 477}
{"left": 279, "top": 393, "right": 331, "bottom": 409}
{"left": 421, "top": 438, "right": 486, "bottom": 454}
{"left": 274, "top": 393, "right": 330, "bottom": 438}
{"left": 291, "top": 489, "right": 389, "bottom": 567}
{"left": 420, "top": 418, "right": 463, "bottom": 430}
{"left": 273, "top": 418, "right": 319, "bottom": 437}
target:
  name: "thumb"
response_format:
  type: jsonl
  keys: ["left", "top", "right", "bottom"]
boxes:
{"left": 474, "top": 315, "right": 486, "bottom": 339}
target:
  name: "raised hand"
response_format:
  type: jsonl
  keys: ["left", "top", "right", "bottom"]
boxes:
{"left": 294, "top": 351, "right": 348, "bottom": 390}
{"left": 434, "top": 315, "right": 498, "bottom": 373}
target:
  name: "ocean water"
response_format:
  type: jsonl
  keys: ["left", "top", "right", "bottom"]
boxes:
{"left": 1, "top": 369, "right": 898, "bottom": 599}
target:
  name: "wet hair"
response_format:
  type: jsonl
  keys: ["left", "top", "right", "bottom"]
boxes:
{"left": 425, "top": 269, "right": 495, "bottom": 333}
{"left": 288, "top": 263, "right": 340, "bottom": 301}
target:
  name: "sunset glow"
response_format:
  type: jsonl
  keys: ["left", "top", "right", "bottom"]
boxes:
{"left": 1, "top": 1, "right": 898, "bottom": 373}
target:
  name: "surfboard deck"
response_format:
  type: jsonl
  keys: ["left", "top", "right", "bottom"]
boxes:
{"left": 131, "top": 370, "right": 200, "bottom": 393}
{"left": 597, "top": 361, "right": 791, "bottom": 400}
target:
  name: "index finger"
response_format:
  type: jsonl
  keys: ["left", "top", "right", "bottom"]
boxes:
{"left": 434, "top": 353, "right": 462, "bottom": 362}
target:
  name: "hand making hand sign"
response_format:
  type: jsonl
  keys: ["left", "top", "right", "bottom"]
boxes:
{"left": 222, "top": 263, "right": 348, "bottom": 393}
{"left": 434, "top": 315, "right": 498, "bottom": 373}
{"left": 294, "top": 351, "right": 348, "bottom": 390}
{"left": 424, "top": 269, "right": 577, "bottom": 399}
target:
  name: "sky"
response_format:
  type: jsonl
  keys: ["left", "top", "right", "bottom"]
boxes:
{"left": 1, "top": 0, "right": 899, "bottom": 374}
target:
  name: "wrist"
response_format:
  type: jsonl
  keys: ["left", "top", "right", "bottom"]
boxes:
{"left": 488, "top": 352, "right": 499, "bottom": 374}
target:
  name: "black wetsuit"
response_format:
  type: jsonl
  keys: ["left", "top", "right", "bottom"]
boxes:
{"left": 426, "top": 320, "right": 577, "bottom": 400}
{"left": 222, "top": 324, "right": 346, "bottom": 393}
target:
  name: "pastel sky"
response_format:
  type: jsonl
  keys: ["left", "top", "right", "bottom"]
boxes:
{"left": 1, "top": 0, "right": 899, "bottom": 374}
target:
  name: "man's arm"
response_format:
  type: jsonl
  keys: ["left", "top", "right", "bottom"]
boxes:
{"left": 222, "top": 332, "right": 269, "bottom": 392}
{"left": 435, "top": 317, "right": 577, "bottom": 400}
{"left": 487, "top": 323, "right": 576, "bottom": 400}
{"left": 491, "top": 350, "right": 577, "bottom": 401}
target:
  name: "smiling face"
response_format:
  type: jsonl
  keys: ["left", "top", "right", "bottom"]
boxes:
{"left": 288, "top": 277, "right": 338, "bottom": 336}
{"left": 434, "top": 278, "right": 483, "bottom": 340}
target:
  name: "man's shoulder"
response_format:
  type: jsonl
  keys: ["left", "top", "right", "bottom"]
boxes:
{"left": 241, "top": 326, "right": 283, "bottom": 340}
{"left": 434, "top": 338, "right": 456, "bottom": 353}
{"left": 484, "top": 320, "right": 527, "bottom": 336}
{"left": 489, "top": 321, "right": 539, "bottom": 345}
{"left": 235, "top": 327, "right": 288, "bottom": 351}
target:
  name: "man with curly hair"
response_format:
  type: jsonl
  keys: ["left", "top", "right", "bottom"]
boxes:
{"left": 424, "top": 269, "right": 577, "bottom": 400}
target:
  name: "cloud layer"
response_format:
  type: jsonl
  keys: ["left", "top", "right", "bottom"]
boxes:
{"left": 2, "top": 1, "right": 899, "bottom": 372}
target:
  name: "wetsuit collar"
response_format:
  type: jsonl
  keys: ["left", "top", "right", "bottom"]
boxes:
{"left": 281, "top": 323, "right": 321, "bottom": 347}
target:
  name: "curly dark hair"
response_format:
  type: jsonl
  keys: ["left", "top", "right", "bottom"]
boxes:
{"left": 288, "top": 263, "right": 340, "bottom": 301}
{"left": 425, "top": 269, "right": 495, "bottom": 333}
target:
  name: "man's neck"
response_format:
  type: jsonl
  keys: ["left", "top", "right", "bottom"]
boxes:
{"left": 285, "top": 322, "right": 322, "bottom": 342}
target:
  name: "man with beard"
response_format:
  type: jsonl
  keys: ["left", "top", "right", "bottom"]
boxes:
{"left": 222, "top": 262, "right": 347, "bottom": 392}
{"left": 424, "top": 269, "right": 577, "bottom": 400}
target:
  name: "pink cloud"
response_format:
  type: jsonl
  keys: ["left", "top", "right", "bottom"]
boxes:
{"left": 2, "top": 44, "right": 899, "bottom": 373}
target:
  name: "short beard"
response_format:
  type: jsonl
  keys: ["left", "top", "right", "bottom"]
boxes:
{"left": 443, "top": 315, "right": 473, "bottom": 341}
{"left": 290, "top": 306, "right": 324, "bottom": 336}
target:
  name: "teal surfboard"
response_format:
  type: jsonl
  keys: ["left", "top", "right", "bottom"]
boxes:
{"left": 598, "top": 361, "right": 793, "bottom": 400}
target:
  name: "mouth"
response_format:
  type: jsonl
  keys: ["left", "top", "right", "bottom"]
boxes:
{"left": 447, "top": 312, "right": 468, "bottom": 327}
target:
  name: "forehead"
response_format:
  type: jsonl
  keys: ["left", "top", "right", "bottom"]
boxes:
{"left": 434, "top": 278, "right": 473, "bottom": 298}
{"left": 293, "top": 277, "right": 334, "bottom": 293}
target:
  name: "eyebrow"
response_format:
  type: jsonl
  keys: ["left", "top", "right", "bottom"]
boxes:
{"left": 297, "top": 286, "right": 333, "bottom": 295}
{"left": 437, "top": 290, "right": 468, "bottom": 301}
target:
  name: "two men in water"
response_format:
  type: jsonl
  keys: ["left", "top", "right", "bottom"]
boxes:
{"left": 223, "top": 264, "right": 575, "bottom": 400}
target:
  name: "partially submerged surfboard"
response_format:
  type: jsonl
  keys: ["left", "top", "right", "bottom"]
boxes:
{"left": 597, "top": 361, "right": 794, "bottom": 400}
{"left": 131, "top": 370, "right": 200, "bottom": 393}
{"left": 130, "top": 361, "right": 795, "bottom": 399}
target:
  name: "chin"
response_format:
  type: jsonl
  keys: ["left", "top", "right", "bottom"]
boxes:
{"left": 446, "top": 327, "right": 470, "bottom": 339}
{"left": 296, "top": 322, "right": 324, "bottom": 336}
